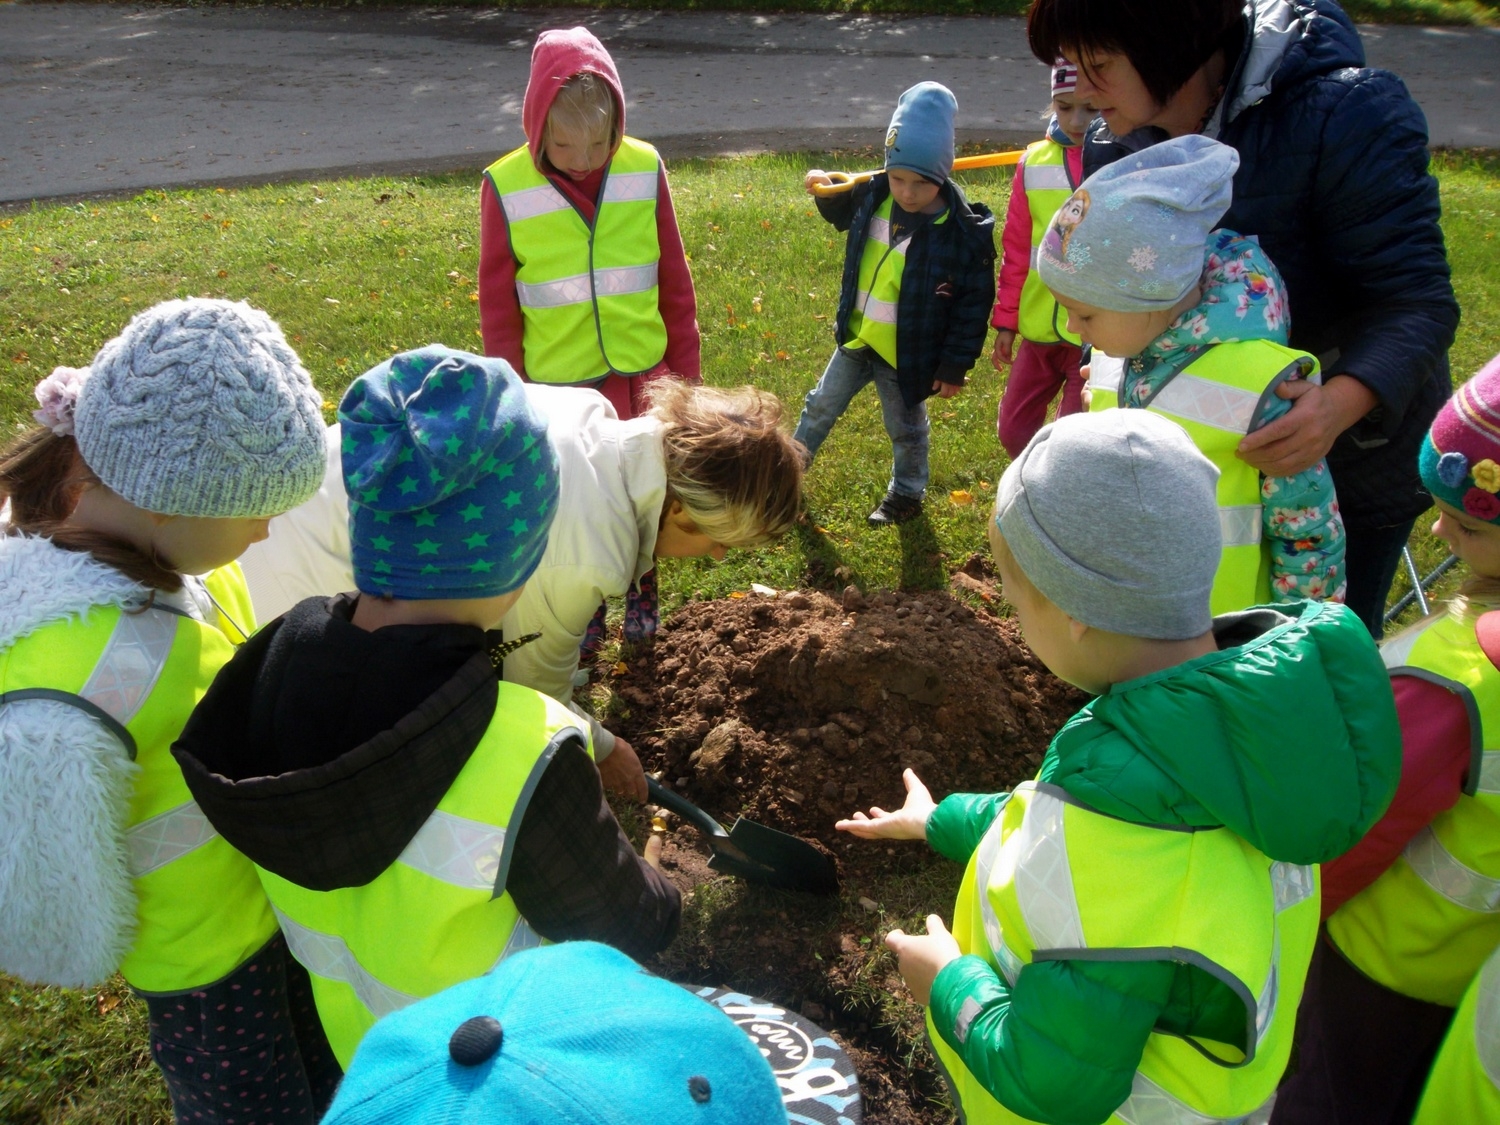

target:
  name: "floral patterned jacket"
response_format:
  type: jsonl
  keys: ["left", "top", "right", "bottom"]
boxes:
{"left": 1121, "top": 230, "right": 1346, "bottom": 603}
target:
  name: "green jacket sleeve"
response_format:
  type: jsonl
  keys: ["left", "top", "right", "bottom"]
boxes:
{"left": 926, "top": 792, "right": 1010, "bottom": 863}
{"left": 928, "top": 954, "right": 1175, "bottom": 1125}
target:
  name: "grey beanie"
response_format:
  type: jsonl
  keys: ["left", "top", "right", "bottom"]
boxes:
{"left": 74, "top": 298, "right": 328, "bottom": 518}
{"left": 995, "top": 410, "right": 1221, "bottom": 640}
{"left": 1037, "top": 135, "right": 1239, "bottom": 312}
{"left": 884, "top": 81, "right": 956, "bottom": 184}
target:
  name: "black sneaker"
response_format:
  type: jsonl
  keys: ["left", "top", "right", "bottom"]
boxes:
{"left": 866, "top": 492, "right": 923, "bottom": 527}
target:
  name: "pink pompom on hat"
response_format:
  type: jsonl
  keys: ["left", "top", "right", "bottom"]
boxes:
{"left": 1420, "top": 353, "right": 1500, "bottom": 524}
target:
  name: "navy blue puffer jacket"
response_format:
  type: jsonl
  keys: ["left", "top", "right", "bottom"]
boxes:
{"left": 1085, "top": 0, "right": 1459, "bottom": 527}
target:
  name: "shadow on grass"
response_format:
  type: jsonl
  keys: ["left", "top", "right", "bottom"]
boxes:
{"left": 896, "top": 511, "right": 947, "bottom": 591}
{"left": 792, "top": 516, "right": 860, "bottom": 593}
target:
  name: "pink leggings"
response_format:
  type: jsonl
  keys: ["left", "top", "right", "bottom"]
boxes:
{"left": 996, "top": 339, "right": 1086, "bottom": 459}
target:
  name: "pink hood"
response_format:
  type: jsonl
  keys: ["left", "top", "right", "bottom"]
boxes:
{"left": 522, "top": 27, "right": 626, "bottom": 168}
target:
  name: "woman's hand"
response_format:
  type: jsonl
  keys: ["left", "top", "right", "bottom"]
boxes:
{"left": 1237, "top": 374, "right": 1379, "bottom": 477}
{"left": 886, "top": 914, "right": 963, "bottom": 1006}
{"left": 804, "top": 169, "right": 834, "bottom": 196}
{"left": 599, "top": 735, "right": 649, "bottom": 803}
{"left": 835, "top": 769, "right": 937, "bottom": 840}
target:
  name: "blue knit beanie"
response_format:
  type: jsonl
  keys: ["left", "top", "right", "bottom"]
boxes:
{"left": 339, "top": 346, "right": 557, "bottom": 600}
{"left": 1037, "top": 135, "right": 1239, "bottom": 312}
{"left": 321, "top": 942, "right": 793, "bottom": 1125}
{"left": 883, "top": 81, "right": 956, "bottom": 185}
{"left": 73, "top": 298, "right": 327, "bottom": 518}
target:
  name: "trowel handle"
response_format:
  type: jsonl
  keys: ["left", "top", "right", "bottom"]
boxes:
{"left": 810, "top": 149, "right": 1025, "bottom": 196}
{"left": 647, "top": 777, "right": 732, "bottom": 843}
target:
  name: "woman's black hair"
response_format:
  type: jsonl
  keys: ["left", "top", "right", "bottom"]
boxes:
{"left": 1027, "top": 0, "right": 1244, "bottom": 108}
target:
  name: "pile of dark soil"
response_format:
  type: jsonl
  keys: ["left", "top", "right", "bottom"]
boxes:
{"left": 607, "top": 567, "right": 1086, "bottom": 1124}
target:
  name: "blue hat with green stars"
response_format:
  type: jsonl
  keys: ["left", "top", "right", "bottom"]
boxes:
{"left": 339, "top": 346, "right": 558, "bottom": 600}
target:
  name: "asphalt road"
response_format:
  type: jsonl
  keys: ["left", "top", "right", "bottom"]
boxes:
{"left": 1, "top": 2, "right": 1496, "bottom": 204}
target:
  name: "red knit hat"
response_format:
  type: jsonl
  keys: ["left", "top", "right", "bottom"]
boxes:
{"left": 1420, "top": 353, "right": 1500, "bottom": 523}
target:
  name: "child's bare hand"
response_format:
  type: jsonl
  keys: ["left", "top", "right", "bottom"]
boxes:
{"left": 932, "top": 380, "right": 964, "bottom": 400}
{"left": 835, "top": 769, "right": 936, "bottom": 840}
{"left": 643, "top": 833, "right": 663, "bottom": 871}
{"left": 991, "top": 329, "right": 1016, "bottom": 369}
{"left": 886, "top": 914, "right": 963, "bottom": 1006}
{"left": 804, "top": 169, "right": 834, "bottom": 196}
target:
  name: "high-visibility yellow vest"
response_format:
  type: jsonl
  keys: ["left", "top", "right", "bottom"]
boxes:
{"left": 262, "top": 685, "right": 589, "bottom": 1068}
{"left": 1328, "top": 610, "right": 1500, "bottom": 1007}
{"left": 1413, "top": 940, "right": 1500, "bottom": 1123}
{"left": 0, "top": 564, "right": 273, "bottom": 993}
{"left": 1015, "top": 140, "right": 1081, "bottom": 347}
{"left": 1088, "top": 341, "right": 1319, "bottom": 615}
{"left": 932, "top": 780, "right": 1317, "bottom": 1124}
{"left": 484, "top": 138, "right": 667, "bottom": 383}
{"left": 845, "top": 195, "right": 950, "bottom": 368}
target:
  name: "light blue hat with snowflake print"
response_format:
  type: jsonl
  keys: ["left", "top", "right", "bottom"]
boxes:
{"left": 1037, "top": 135, "right": 1238, "bottom": 313}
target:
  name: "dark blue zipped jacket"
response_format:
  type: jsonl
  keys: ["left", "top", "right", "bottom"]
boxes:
{"left": 1085, "top": 0, "right": 1459, "bottom": 527}
{"left": 815, "top": 174, "right": 997, "bottom": 409}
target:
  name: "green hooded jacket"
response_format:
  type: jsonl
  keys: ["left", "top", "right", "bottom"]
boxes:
{"left": 925, "top": 603, "right": 1401, "bottom": 1125}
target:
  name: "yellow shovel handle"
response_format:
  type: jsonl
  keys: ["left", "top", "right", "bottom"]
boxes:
{"left": 810, "top": 149, "right": 1024, "bottom": 196}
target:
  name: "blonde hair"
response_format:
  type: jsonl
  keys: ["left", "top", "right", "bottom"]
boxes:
{"left": 647, "top": 380, "right": 804, "bottom": 548}
{"left": 543, "top": 73, "right": 619, "bottom": 152}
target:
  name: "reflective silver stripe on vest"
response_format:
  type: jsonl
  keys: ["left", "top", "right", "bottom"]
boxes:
{"left": 1116, "top": 1071, "right": 1275, "bottom": 1125}
{"left": 396, "top": 809, "right": 506, "bottom": 892}
{"left": 516, "top": 264, "right": 659, "bottom": 309}
{"left": 1089, "top": 355, "right": 1125, "bottom": 395}
{"left": 126, "top": 801, "right": 220, "bottom": 878}
{"left": 1152, "top": 374, "right": 1261, "bottom": 435}
{"left": 866, "top": 216, "right": 912, "bottom": 254}
{"left": 1013, "top": 786, "right": 1086, "bottom": 951}
{"left": 1219, "top": 506, "right": 1263, "bottom": 549}
{"left": 1254, "top": 862, "right": 1317, "bottom": 1042}
{"left": 1025, "top": 164, "right": 1072, "bottom": 191}
{"left": 601, "top": 170, "right": 658, "bottom": 204}
{"left": 498, "top": 183, "right": 572, "bottom": 223}
{"left": 1478, "top": 751, "right": 1500, "bottom": 796}
{"left": 1404, "top": 824, "right": 1500, "bottom": 913}
{"left": 491, "top": 918, "right": 544, "bottom": 968}
{"left": 974, "top": 815, "right": 1025, "bottom": 985}
{"left": 81, "top": 607, "right": 177, "bottom": 725}
{"left": 1477, "top": 950, "right": 1500, "bottom": 1091}
{"left": 274, "top": 908, "right": 418, "bottom": 1021}
{"left": 855, "top": 290, "right": 899, "bottom": 325}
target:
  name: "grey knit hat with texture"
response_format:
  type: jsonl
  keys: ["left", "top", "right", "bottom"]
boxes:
{"left": 995, "top": 410, "right": 1221, "bottom": 640}
{"left": 74, "top": 299, "right": 328, "bottom": 518}
{"left": 1037, "top": 135, "right": 1238, "bottom": 312}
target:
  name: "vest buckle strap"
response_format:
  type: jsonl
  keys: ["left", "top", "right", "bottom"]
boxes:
{"left": 1405, "top": 825, "right": 1500, "bottom": 913}
{"left": 1116, "top": 1071, "right": 1275, "bottom": 1125}
{"left": 600, "top": 170, "right": 659, "bottom": 204}
{"left": 396, "top": 808, "right": 507, "bottom": 893}
{"left": 126, "top": 800, "right": 219, "bottom": 878}
{"left": 274, "top": 908, "right": 418, "bottom": 1021}
{"left": 81, "top": 607, "right": 176, "bottom": 727}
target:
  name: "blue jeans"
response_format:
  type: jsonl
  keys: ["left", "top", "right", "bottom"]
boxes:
{"left": 793, "top": 345, "right": 929, "bottom": 500}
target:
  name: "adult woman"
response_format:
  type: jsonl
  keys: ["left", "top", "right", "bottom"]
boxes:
{"left": 1027, "top": 0, "right": 1459, "bottom": 634}
{"left": 238, "top": 377, "right": 804, "bottom": 801}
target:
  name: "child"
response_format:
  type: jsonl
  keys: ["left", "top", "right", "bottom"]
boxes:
{"left": 991, "top": 59, "right": 1090, "bottom": 460}
{"left": 172, "top": 346, "right": 681, "bottom": 1070}
{"left": 1412, "top": 940, "right": 1500, "bottom": 1123}
{"left": 797, "top": 81, "right": 996, "bottom": 527}
{"left": 1273, "top": 355, "right": 1500, "bottom": 1124}
{"left": 1039, "top": 135, "right": 1346, "bottom": 614}
{"left": 837, "top": 409, "right": 1400, "bottom": 1124}
{"left": 478, "top": 26, "right": 699, "bottom": 419}
{"left": 320, "top": 941, "right": 853, "bottom": 1125}
{"left": 0, "top": 299, "right": 338, "bottom": 1122}
{"left": 238, "top": 379, "right": 805, "bottom": 803}
{"left": 480, "top": 26, "right": 701, "bottom": 644}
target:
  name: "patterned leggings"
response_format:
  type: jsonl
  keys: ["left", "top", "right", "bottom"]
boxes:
{"left": 580, "top": 567, "right": 660, "bottom": 662}
{"left": 141, "top": 933, "right": 342, "bottom": 1124}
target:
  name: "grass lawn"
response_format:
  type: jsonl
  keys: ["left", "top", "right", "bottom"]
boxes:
{"left": 1, "top": 148, "right": 1498, "bottom": 1122}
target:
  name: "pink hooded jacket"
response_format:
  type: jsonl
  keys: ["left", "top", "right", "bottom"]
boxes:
{"left": 478, "top": 27, "right": 700, "bottom": 414}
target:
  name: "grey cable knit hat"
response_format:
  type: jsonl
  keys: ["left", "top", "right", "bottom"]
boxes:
{"left": 74, "top": 299, "right": 328, "bottom": 518}
{"left": 995, "top": 410, "right": 1221, "bottom": 640}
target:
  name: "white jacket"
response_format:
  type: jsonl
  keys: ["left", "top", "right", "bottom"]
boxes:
{"left": 239, "top": 385, "right": 666, "bottom": 758}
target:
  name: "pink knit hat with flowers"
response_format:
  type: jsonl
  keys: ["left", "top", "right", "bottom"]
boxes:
{"left": 1420, "top": 353, "right": 1500, "bottom": 523}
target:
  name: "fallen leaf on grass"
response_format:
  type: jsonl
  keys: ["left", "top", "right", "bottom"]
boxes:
{"left": 96, "top": 992, "right": 121, "bottom": 1016}
{"left": 612, "top": 662, "right": 629, "bottom": 676}
{"left": 729, "top": 591, "right": 747, "bottom": 599}
{"left": 950, "top": 490, "right": 975, "bottom": 506}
